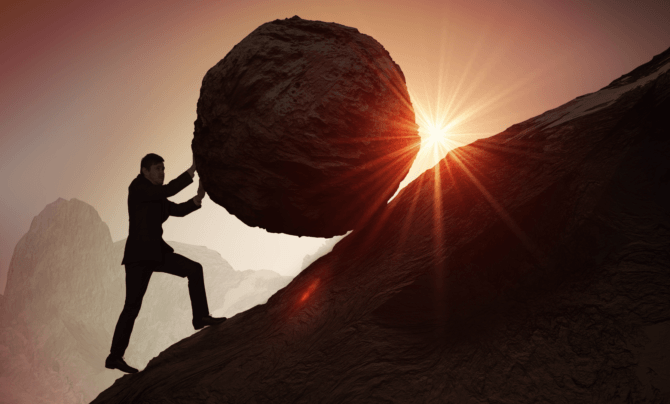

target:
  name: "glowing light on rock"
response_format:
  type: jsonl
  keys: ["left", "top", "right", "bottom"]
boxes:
{"left": 299, "top": 279, "right": 321, "bottom": 303}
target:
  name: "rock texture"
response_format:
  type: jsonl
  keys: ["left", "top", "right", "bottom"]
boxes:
{"left": 0, "top": 198, "right": 292, "bottom": 404}
{"left": 192, "top": 16, "right": 420, "bottom": 237}
{"left": 94, "top": 48, "right": 670, "bottom": 403}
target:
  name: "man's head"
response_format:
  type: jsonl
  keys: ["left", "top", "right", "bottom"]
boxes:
{"left": 140, "top": 153, "right": 165, "bottom": 185}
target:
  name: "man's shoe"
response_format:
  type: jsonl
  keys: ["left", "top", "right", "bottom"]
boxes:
{"left": 105, "top": 355, "right": 139, "bottom": 373}
{"left": 193, "top": 315, "right": 227, "bottom": 330}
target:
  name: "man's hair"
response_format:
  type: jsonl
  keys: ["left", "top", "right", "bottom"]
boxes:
{"left": 140, "top": 153, "right": 164, "bottom": 174}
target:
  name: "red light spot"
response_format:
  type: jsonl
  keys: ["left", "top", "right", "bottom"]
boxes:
{"left": 299, "top": 279, "right": 320, "bottom": 303}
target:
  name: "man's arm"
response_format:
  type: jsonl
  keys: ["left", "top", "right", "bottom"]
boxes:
{"left": 167, "top": 178, "right": 206, "bottom": 217}
{"left": 168, "top": 199, "right": 201, "bottom": 217}
{"left": 133, "top": 171, "right": 193, "bottom": 202}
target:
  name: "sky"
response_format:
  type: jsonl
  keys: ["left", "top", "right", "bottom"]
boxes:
{"left": 1, "top": 0, "right": 669, "bottom": 294}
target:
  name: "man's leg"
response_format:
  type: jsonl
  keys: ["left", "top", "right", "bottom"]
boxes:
{"left": 109, "top": 263, "right": 153, "bottom": 360}
{"left": 157, "top": 252, "right": 225, "bottom": 329}
{"left": 156, "top": 252, "right": 210, "bottom": 320}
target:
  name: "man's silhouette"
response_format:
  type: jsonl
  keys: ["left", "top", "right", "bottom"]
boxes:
{"left": 105, "top": 153, "right": 226, "bottom": 374}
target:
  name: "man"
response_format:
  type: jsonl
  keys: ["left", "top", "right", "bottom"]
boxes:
{"left": 105, "top": 153, "right": 226, "bottom": 374}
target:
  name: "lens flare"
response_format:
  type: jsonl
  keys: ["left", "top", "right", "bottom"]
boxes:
{"left": 299, "top": 278, "right": 320, "bottom": 303}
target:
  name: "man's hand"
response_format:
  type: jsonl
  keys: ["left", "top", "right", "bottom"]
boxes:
{"left": 187, "top": 157, "right": 196, "bottom": 178}
{"left": 197, "top": 179, "right": 206, "bottom": 198}
{"left": 193, "top": 179, "right": 206, "bottom": 207}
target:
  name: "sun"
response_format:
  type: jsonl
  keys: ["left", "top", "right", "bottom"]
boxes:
{"left": 421, "top": 121, "right": 451, "bottom": 149}
{"left": 413, "top": 106, "right": 460, "bottom": 172}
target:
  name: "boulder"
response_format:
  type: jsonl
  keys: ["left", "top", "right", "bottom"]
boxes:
{"left": 192, "top": 16, "right": 420, "bottom": 237}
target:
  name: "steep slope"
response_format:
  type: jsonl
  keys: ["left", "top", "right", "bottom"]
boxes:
{"left": 93, "top": 47, "right": 670, "bottom": 403}
{"left": 0, "top": 199, "right": 292, "bottom": 404}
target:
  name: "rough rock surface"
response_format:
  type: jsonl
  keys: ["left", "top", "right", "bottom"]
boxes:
{"left": 0, "top": 198, "right": 292, "bottom": 404}
{"left": 192, "top": 16, "right": 420, "bottom": 237}
{"left": 94, "top": 48, "right": 670, "bottom": 403}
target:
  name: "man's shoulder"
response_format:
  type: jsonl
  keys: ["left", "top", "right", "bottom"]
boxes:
{"left": 127, "top": 175, "right": 158, "bottom": 202}
{"left": 129, "top": 174, "right": 150, "bottom": 189}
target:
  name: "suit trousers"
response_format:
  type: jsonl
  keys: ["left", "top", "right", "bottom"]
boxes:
{"left": 109, "top": 252, "right": 210, "bottom": 358}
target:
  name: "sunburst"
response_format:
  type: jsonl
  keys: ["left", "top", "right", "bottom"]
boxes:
{"left": 421, "top": 120, "right": 451, "bottom": 149}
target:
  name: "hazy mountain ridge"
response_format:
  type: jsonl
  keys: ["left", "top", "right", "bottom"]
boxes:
{"left": 92, "top": 46, "right": 670, "bottom": 403}
{"left": 0, "top": 198, "right": 293, "bottom": 404}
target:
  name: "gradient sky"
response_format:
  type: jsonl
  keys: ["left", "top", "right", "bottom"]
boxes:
{"left": 1, "top": 0, "right": 669, "bottom": 294}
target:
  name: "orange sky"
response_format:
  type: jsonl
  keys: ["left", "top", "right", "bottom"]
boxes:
{"left": 1, "top": 0, "right": 669, "bottom": 293}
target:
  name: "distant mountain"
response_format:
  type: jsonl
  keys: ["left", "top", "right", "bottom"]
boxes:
{"left": 93, "top": 46, "right": 670, "bottom": 403}
{"left": 0, "top": 198, "right": 292, "bottom": 404}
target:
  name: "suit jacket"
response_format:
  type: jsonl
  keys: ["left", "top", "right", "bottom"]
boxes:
{"left": 122, "top": 171, "right": 200, "bottom": 264}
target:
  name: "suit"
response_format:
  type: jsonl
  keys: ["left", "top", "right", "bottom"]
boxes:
{"left": 110, "top": 170, "right": 209, "bottom": 358}
{"left": 122, "top": 171, "right": 200, "bottom": 264}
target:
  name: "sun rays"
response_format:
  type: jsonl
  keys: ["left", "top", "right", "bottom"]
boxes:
{"left": 372, "top": 31, "right": 562, "bottom": 316}
{"left": 396, "top": 16, "right": 557, "bottom": 191}
{"left": 401, "top": 79, "right": 547, "bottom": 248}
